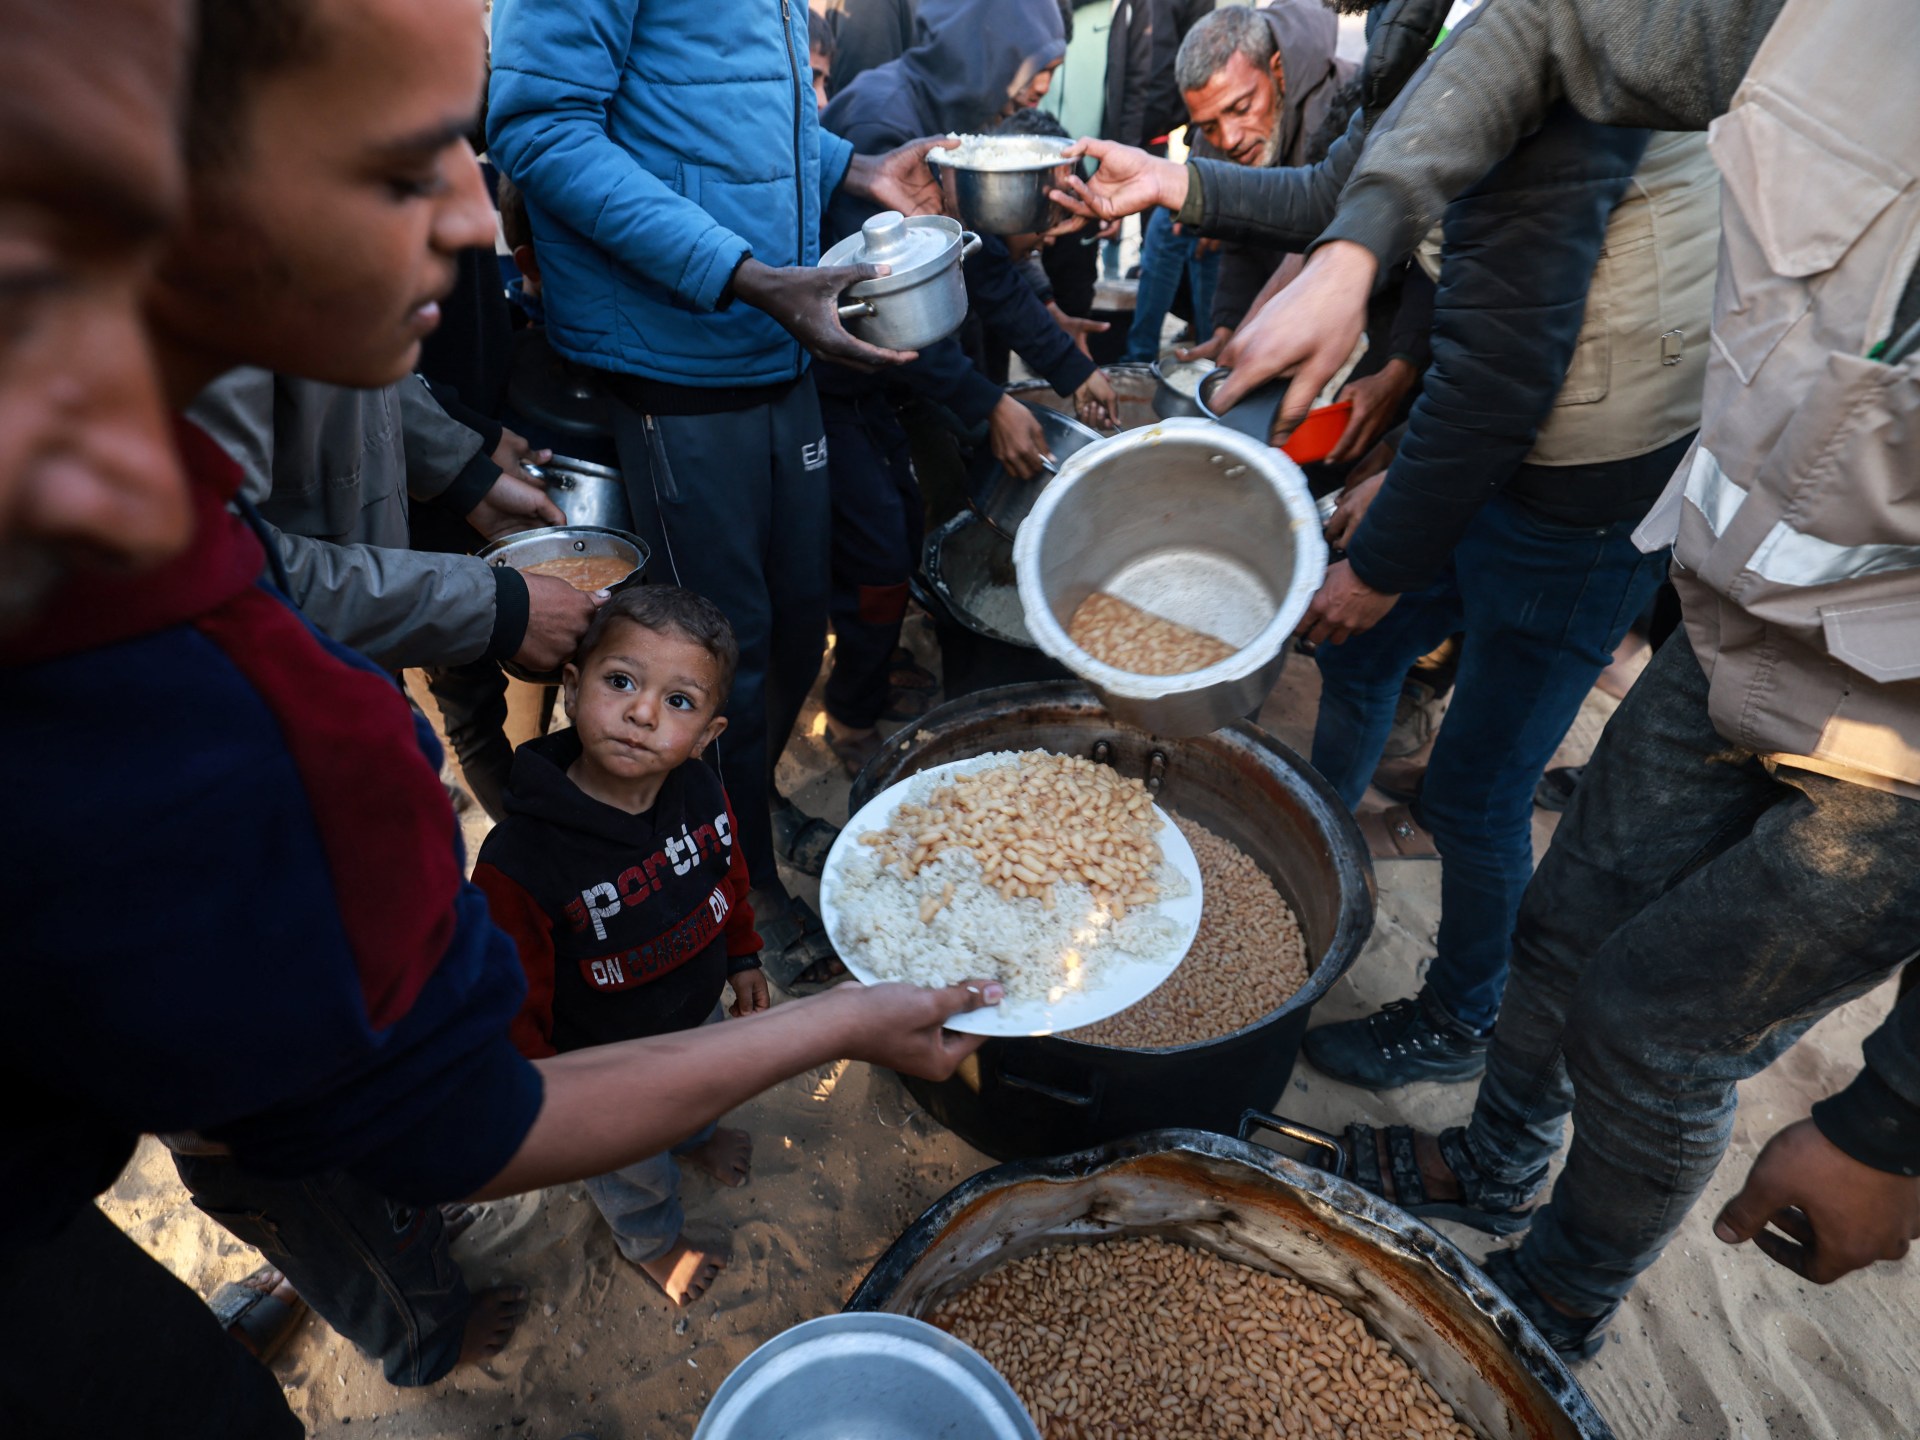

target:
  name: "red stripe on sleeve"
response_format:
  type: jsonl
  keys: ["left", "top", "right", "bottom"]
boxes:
{"left": 472, "top": 861, "right": 560, "bottom": 1060}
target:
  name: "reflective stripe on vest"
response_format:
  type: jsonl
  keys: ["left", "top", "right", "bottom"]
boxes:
{"left": 1685, "top": 444, "right": 1920, "bottom": 587}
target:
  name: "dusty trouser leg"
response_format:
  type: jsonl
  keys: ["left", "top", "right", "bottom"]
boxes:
{"left": 1470, "top": 637, "right": 1920, "bottom": 1316}
{"left": 423, "top": 656, "right": 514, "bottom": 822}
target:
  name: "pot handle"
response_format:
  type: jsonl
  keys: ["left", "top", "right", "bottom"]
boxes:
{"left": 519, "top": 461, "right": 549, "bottom": 485}
{"left": 960, "top": 231, "right": 983, "bottom": 261}
{"left": 1001, "top": 1063, "right": 1098, "bottom": 1109}
{"left": 838, "top": 299, "right": 879, "bottom": 320}
{"left": 1237, "top": 1110, "right": 1348, "bottom": 1178}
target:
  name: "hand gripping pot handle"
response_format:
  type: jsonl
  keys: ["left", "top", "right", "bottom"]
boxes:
{"left": 836, "top": 232, "right": 982, "bottom": 322}
{"left": 1238, "top": 1109, "right": 1348, "bottom": 1177}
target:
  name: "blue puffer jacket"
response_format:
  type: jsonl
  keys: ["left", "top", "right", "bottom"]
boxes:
{"left": 488, "top": 0, "right": 853, "bottom": 388}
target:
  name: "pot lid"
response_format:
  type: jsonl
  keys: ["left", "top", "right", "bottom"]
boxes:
{"left": 821, "top": 211, "right": 965, "bottom": 298}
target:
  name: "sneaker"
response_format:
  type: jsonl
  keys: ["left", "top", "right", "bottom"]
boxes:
{"left": 1380, "top": 679, "right": 1442, "bottom": 760}
{"left": 1480, "top": 1249, "right": 1616, "bottom": 1362}
{"left": 1301, "top": 992, "right": 1489, "bottom": 1089}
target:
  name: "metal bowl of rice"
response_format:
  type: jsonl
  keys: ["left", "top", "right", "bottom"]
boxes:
{"left": 928, "top": 134, "right": 1075, "bottom": 235}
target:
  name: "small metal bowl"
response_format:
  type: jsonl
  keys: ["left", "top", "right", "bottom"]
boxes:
{"left": 1013, "top": 419, "right": 1326, "bottom": 737}
{"left": 929, "top": 135, "right": 1076, "bottom": 235}
{"left": 478, "top": 524, "right": 650, "bottom": 683}
{"left": 1151, "top": 353, "right": 1216, "bottom": 420}
{"left": 966, "top": 397, "right": 1101, "bottom": 540}
{"left": 693, "top": 1313, "right": 1038, "bottom": 1440}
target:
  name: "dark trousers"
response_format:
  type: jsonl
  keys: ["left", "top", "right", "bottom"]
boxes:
{"left": 423, "top": 658, "right": 515, "bottom": 822}
{"left": 1465, "top": 631, "right": 1920, "bottom": 1314}
{"left": 821, "top": 390, "right": 922, "bottom": 731}
{"left": 0, "top": 1203, "right": 302, "bottom": 1439}
{"left": 611, "top": 376, "right": 831, "bottom": 892}
{"left": 173, "top": 1153, "right": 470, "bottom": 1389}
{"left": 1310, "top": 456, "right": 1680, "bottom": 1030}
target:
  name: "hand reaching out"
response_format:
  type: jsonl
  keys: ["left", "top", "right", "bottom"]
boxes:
{"left": 491, "top": 427, "right": 553, "bottom": 484}
{"left": 729, "top": 968, "right": 771, "bottom": 1017}
{"left": 1075, "top": 368, "right": 1118, "bottom": 431}
{"left": 1049, "top": 138, "right": 1188, "bottom": 223}
{"left": 1176, "top": 328, "right": 1233, "bottom": 364}
{"left": 1048, "top": 301, "right": 1110, "bottom": 359}
{"left": 1327, "top": 358, "right": 1418, "bottom": 465}
{"left": 989, "top": 395, "right": 1052, "bottom": 480}
{"left": 843, "top": 136, "right": 960, "bottom": 217}
{"left": 1323, "top": 471, "right": 1385, "bottom": 549}
{"left": 730, "top": 257, "right": 918, "bottom": 369}
{"left": 1214, "top": 240, "right": 1377, "bottom": 422}
{"left": 467, "top": 472, "right": 566, "bottom": 538}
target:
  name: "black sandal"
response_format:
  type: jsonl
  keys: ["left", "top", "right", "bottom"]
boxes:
{"left": 770, "top": 800, "right": 839, "bottom": 878}
{"left": 1345, "top": 1123, "right": 1539, "bottom": 1235}
{"left": 209, "top": 1266, "right": 306, "bottom": 1364}
{"left": 754, "top": 893, "right": 843, "bottom": 993}
{"left": 1533, "top": 765, "right": 1584, "bottom": 813}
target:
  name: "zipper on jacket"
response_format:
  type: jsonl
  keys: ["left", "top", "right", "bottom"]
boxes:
{"left": 780, "top": 0, "right": 806, "bottom": 367}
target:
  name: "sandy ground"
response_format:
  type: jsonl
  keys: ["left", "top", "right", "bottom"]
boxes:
{"left": 100, "top": 624, "right": 1920, "bottom": 1438}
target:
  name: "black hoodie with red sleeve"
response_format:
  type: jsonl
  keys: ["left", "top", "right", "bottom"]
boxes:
{"left": 472, "top": 730, "right": 761, "bottom": 1059}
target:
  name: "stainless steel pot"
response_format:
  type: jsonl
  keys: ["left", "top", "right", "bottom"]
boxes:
{"left": 912, "top": 514, "right": 1074, "bottom": 698}
{"left": 966, "top": 399, "right": 1099, "bottom": 539}
{"left": 478, "top": 524, "right": 650, "bottom": 684}
{"left": 518, "top": 454, "right": 631, "bottom": 532}
{"left": 1151, "top": 353, "right": 1216, "bottom": 420}
{"left": 929, "top": 135, "right": 1076, "bottom": 235}
{"left": 846, "top": 1129, "right": 1615, "bottom": 1440}
{"left": 1010, "top": 363, "right": 1160, "bottom": 433}
{"left": 823, "top": 211, "right": 981, "bottom": 351}
{"left": 693, "top": 1314, "right": 1038, "bottom": 1440}
{"left": 1013, "top": 419, "right": 1326, "bottom": 736}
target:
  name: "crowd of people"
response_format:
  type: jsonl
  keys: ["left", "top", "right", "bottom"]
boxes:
{"left": 1, "top": 0, "right": 1915, "bottom": 1433}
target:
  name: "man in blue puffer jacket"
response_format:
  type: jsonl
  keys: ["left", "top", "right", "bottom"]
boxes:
{"left": 489, "top": 0, "right": 954, "bottom": 973}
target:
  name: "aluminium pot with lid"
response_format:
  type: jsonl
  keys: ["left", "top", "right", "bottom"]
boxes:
{"left": 823, "top": 210, "right": 982, "bottom": 352}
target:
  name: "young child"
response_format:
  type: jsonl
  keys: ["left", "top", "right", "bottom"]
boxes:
{"left": 473, "top": 586, "right": 769, "bottom": 1305}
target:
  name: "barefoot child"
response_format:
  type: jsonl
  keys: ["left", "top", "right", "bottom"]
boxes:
{"left": 474, "top": 586, "right": 770, "bottom": 1305}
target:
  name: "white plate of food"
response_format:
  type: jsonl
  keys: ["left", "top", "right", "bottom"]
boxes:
{"left": 818, "top": 750, "right": 1204, "bottom": 1037}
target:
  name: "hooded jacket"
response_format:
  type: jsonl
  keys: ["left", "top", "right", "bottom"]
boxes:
{"left": 474, "top": 729, "right": 761, "bottom": 1060}
{"left": 488, "top": 0, "right": 852, "bottom": 389}
{"left": 820, "top": 0, "right": 1093, "bottom": 414}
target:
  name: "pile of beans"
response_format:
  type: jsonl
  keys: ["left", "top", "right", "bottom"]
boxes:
{"left": 859, "top": 752, "right": 1163, "bottom": 917}
{"left": 932, "top": 1236, "right": 1479, "bottom": 1440}
{"left": 1067, "top": 816, "right": 1308, "bottom": 1048}
{"left": 1068, "top": 591, "right": 1236, "bottom": 675}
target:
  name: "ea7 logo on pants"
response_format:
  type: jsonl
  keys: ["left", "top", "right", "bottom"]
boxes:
{"left": 802, "top": 436, "right": 829, "bottom": 471}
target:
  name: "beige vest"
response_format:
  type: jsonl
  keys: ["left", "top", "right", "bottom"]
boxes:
{"left": 1632, "top": 0, "right": 1920, "bottom": 794}
{"left": 1416, "top": 132, "right": 1721, "bottom": 466}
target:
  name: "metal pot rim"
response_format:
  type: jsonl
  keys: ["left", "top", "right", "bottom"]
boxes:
{"left": 1012, "top": 419, "right": 1327, "bottom": 700}
{"left": 476, "top": 522, "right": 649, "bottom": 569}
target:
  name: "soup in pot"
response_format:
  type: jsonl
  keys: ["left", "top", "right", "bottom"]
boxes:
{"left": 519, "top": 553, "right": 634, "bottom": 593}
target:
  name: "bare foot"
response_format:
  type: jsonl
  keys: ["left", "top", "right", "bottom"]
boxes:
{"left": 458, "top": 1284, "right": 530, "bottom": 1366}
{"left": 680, "top": 1126, "right": 753, "bottom": 1188}
{"left": 637, "top": 1238, "right": 728, "bottom": 1306}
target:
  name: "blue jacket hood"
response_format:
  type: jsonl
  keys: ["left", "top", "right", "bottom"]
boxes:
{"left": 824, "top": 0, "right": 1065, "bottom": 149}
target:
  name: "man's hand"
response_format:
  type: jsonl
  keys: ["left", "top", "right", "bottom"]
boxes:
{"left": 730, "top": 257, "right": 917, "bottom": 368}
{"left": 1051, "top": 138, "right": 1188, "bottom": 223}
{"left": 1324, "top": 471, "right": 1385, "bottom": 549}
{"left": 1176, "top": 327, "right": 1233, "bottom": 363}
{"left": 834, "top": 978, "right": 1002, "bottom": 1079}
{"left": 1296, "top": 559, "right": 1397, "bottom": 647}
{"left": 1215, "top": 240, "right": 1377, "bottom": 421}
{"left": 729, "top": 968, "right": 771, "bottom": 1017}
{"left": 1328, "top": 358, "right": 1418, "bottom": 465}
{"left": 467, "top": 473, "right": 566, "bottom": 539}
{"left": 988, "top": 395, "right": 1052, "bottom": 480}
{"left": 1049, "top": 301, "right": 1110, "bottom": 360}
{"left": 843, "top": 137, "right": 959, "bottom": 217}
{"left": 1714, "top": 1119, "right": 1920, "bottom": 1284}
{"left": 1075, "top": 368, "right": 1118, "bottom": 431}
{"left": 491, "top": 427, "right": 553, "bottom": 484}
{"left": 514, "top": 572, "right": 605, "bottom": 671}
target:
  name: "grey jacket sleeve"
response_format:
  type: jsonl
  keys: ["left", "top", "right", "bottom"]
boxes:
{"left": 191, "top": 367, "right": 278, "bottom": 504}
{"left": 397, "top": 374, "right": 493, "bottom": 510}
{"left": 1320, "top": 0, "right": 1784, "bottom": 268}
{"left": 265, "top": 521, "right": 519, "bottom": 671}
{"left": 1180, "top": 110, "right": 1362, "bottom": 252}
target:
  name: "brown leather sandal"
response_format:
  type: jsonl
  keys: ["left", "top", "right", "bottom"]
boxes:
{"left": 1356, "top": 804, "right": 1440, "bottom": 860}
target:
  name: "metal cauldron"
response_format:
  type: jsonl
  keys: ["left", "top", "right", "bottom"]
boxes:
{"left": 848, "top": 682, "right": 1371, "bottom": 1159}
{"left": 693, "top": 1313, "right": 1038, "bottom": 1440}
{"left": 1014, "top": 418, "right": 1326, "bottom": 737}
{"left": 845, "top": 1130, "right": 1615, "bottom": 1440}
{"left": 823, "top": 211, "right": 982, "bottom": 352}
{"left": 929, "top": 135, "right": 1076, "bottom": 235}
{"left": 519, "top": 455, "right": 632, "bottom": 532}
{"left": 913, "top": 513, "right": 1072, "bottom": 699}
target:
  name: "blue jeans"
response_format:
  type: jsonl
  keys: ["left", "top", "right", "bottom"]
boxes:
{"left": 173, "top": 1153, "right": 471, "bottom": 1388}
{"left": 581, "top": 1004, "right": 729, "bottom": 1263}
{"left": 1310, "top": 478, "right": 1674, "bottom": 1031}
{"left": 1463, "top": 631, "right": 1920, "bottom": 1315}
{"left": 1124, "top": 208, "right": 1219, "bottom": 362}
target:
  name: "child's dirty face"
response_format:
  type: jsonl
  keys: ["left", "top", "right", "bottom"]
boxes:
{"left": 564, "top": 620, "right": 727, "bottom": 785}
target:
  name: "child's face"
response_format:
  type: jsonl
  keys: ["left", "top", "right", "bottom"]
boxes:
{"left": 810, "top": 47, "right": 832, "bottom": 110}
{"left": 563, "top": 620, "right": 728, "bottom": 790}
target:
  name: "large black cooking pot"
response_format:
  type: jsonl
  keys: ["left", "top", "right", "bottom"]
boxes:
{"left": 845, "top": 1128, "right": 1615, "bottom": 1439}
{"left": 911, "top": 511, "right": 1072, "bottom": 699}
{"left": 849, "top": 682, "right": 1373, "bottom": 1159}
